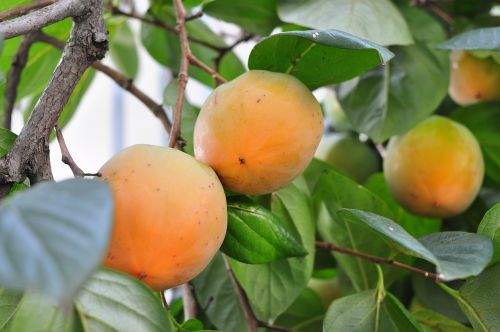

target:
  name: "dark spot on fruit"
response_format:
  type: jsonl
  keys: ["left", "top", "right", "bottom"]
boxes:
{"left": 239, "top": 157, "right": 246, "bottom": 165}
{"left": 147, "top": 163, "right": 152, "bottom": 167}
{"left": 156, "top": 188, "right": 160, "bottom": 192}
{"left": 131, "top": 169, "right": 135, "bottom": 173}
{"left": 410, "top": 192, "right": 418, "bottom": 198}
{"left": 138, "top": 272, "right": 147, "bottom": 280}
{"left": 475, "top": 92, "right": 482, "bottom": 99}
{"left": 257, "top": 98, "right": 261, "bottom": 103}
{"left": 433, "top": 201, "right": 440, "bottom": 207}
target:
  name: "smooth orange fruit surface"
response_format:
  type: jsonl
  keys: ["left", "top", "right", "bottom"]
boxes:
{"left": 449, "top": 50, "right": 500, "bottom": 106}
{"left": 384, "top": 116, "right": 484, "bottom": 218}
{"left": 193, "top": 70, "right": 323, "bottom": 195}
{"left": 100, "top": 145, "right": 227, "bottom": 290}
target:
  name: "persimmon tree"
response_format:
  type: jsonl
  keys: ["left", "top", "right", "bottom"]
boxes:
{"left": 0, "top": 0, "right": 499, "bottom": 331}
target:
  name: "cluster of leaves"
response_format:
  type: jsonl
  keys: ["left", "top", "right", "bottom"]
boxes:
{"left": 0, "top": 0, "right": 500, "bottom": 331}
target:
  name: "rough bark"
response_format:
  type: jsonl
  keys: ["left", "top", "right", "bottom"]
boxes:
{"left": 0, "top": 0, "right": 108, "bottom": 186}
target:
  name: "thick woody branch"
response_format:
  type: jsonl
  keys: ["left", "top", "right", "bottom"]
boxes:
{"left": 315, "top": 241, "right": 444, "bottom": 281}
{"left": 3, "top": 32, "right": 38, "bottom": 130}
{"left": 0, "top": 0, "right": 108, "bottom": 185}
{"left": 0, "top": 0, "right": 56, "bottom": 22}
{"left": 37, "top": 33, "right": 173, "bottom": 134}
{"left": 0, "top": 0, "right": 86, "bottom": 40}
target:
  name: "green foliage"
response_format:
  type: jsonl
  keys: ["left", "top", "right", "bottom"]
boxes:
{"left": 0, "top": 179, "right": 113, "bottom": 303}
{"left": 439, "top": 27, "right": 500, "bottom": 51}
{"left": 275, "top": 287, "right": 326, "bottom": 331}
{"left": 477, "top": 203, "right": 500, "bottom": 264}
{"left": 203, "top": 0, "right": 281, "bottom": 35}
{"left": 249, "top": 29, "right": 394, "bottom": 90}
{"left": 222, "top": 202, "right": 307, "bottom": 264}
{"left": 108, "top": 22, "right": 139, "bottom": 78}
{"left": 277, "top": 0, "right": 413, "bottom": 46}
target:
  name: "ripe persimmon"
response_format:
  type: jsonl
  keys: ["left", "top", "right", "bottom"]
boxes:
{"left": 100, "top": 145, "right": 227, "bottom": 290}
{"left": 194, "top": 70, "right": 323, "bottom": 195}
{"left": 449, "top": 50, "right": 500, "bottom": 106}
{"left": 384, "top": 116, "right": 484, "bottom": 218}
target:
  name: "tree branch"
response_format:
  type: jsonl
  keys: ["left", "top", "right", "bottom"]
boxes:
{"left": 0, "top": 0, "right": 86, "bottom": 40}
{"left": 0, "top": 0, "right": 56, "bottom": 23}
{"left": 222, "top": 254, "right": 259, "bottom": 332}
{"left": 3, "top": 32, "right": 38, "bottom": 130}
{"left": 315, "top": 241, "right": 444, "bottom": 282}
{"left": 37, "top": 32, "right": 173, "bottom": 135}
{"left": 0, "top": 0, "right": 108, "bottom": 186}
{"left": 54, "top": 125, "right": 99, "bottom": 177}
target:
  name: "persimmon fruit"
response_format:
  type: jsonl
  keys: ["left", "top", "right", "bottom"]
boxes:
{"left": 193, "top": 70, "right": 323, "bottom": 195}
{"left": 100, "top": 144, "right": 227, "bottom": 290}
{"left": 384, "top": 116, "right": 484, "bottom": 218}
{"left": 315, "top": 133, "right": 380, "bottom": 183}
{"left": 449, "top": 50, "right": 500, "bottom": 106}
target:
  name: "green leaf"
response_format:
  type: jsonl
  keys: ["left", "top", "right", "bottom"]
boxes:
{"left": 365, "top": 174, "right": 441, "bottom": 239}
{"left": 0, "top": 179, "right": 113, "bottom": 302}
{"left": 323, "top": 291, "right": 423, "bottom": 331}
{"left": 76, "top": 269, "right": 174, "bottom": 331}
{"left": 222, "top": 202, "right": 307, "bottom": 264}
{"left": 277, "top": 0, "right": 413, "bottom": 46}
{"left": 439, "top": 263, "right": 500, "bottom": 332}
{"left": 192, "top": 253, "right": 249, "bottom": 332}
{"left": 203, "top": 0, "right": 280, "bottom": 35}
{"left": 248, "top": 29, "right": 394, "bottom": 90}
{"left": 109, "top": 22, "right": 139, "bottom": 78}
{"left": 0, "top": 290, "right": 21, "bottom": 330}
{"left": 411, "top": 304, "right": 473, "bottom": 332}
{"left": 340, "top": 209, "right": 493, "bottom": 280}
{"left": 451, "top": 102, "right": 500, "bottom": 186}
{"left": 4, "top": 292, "right": 81, "bottom": 332}
{"left": 275, "top": 288, "right": 326, "bottom": 332}
{"left": 439, "top": 27, "right": 500, "bottom": 51}
{"left": 314, "top": 170, "right": 400, "bottom": 291}
{"left": 230, "top": 180, "right": 315, "bottom": 321}
{"left": 336, "top": 5, "right": 449, "bottom": 142}
{"left": 163, "top": 81, "right": 200, "bottom": 155}
{"left": 477, "top": 203, "right": 500, "bottom": 264}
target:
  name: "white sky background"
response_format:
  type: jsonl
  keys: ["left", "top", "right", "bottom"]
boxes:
{"left": 10, "top": 4, "right": 256, "bottom": 180}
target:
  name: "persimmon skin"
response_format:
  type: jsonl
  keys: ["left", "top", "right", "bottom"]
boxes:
{"left": 194, "top": 70, "right": 323, "bottom": 195}
{"left": 100, "top": 145, "right": 227, "bottom": 291}
{"left": 384, "top": 116, "right": 484, "bottom": 218}
{"left": 449, "top": 51, "right": 500, "bottom": 106}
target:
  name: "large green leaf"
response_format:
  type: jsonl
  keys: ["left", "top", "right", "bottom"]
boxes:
{"left": 277, "top": 0, "right": 413, "bottom": 46}
{"left": 204, "top": 0, "right": 280, "bottom": 35}
{"left": 0, "top": 290, "right": 21, "bottom": 330}
{"left": 0, "top": 179, "right": 113, "bottom": 302}
{"left": 192, "top": 253, "right": 249, "bottom": 332}
{"left": 0, "top": 128, "right": 17, "bottom": 157}
{"left": 314, "top": 170, "right": 401, "bottom": 291}
{"left": 248, "top": 29, "right": 394, "bottom": 90}
{"left": 451, "top": 102, "right": 500, "bottom": 186}
{"left": 336, "top": 6, "right": 449, "bottom": 142}
{"left": 439, "top": 263, "right": 500, "bottom": 332}
{"left": 324, "top": 270, "right": 423, "bottom": 332}
{"left": 140, "top": 4, "right": 245, "bottom": 87}
{"left": 477, "top": 203, "right": 500, "bottom": 264}
{"left": 274, "top": 287, "right": 325, "bottom": 331}
{"left": 411, "top": 302, "right": 472, "bottom": 332}
{"left": 108, "top": 22, "right": 139, "bottom": 78}
{"left": 364, "top": 174, "right": 441, "bottom": 239}
{"left": 340, "top": 209, "right": 493, "bottom": 280}
{"left": 231, "top": 180, "right": 315, "bottom": 321}
{"left": 76, "top": 269, "right": 174, "bottom": 331}
{"left": 3, "top": 292, "right": 81, "bottom": 332}
{"left": 439, "top": 27, "right": 500, "bottom": 51}
{"left": 222, "top": 202, "right": 307, "bottom": 264}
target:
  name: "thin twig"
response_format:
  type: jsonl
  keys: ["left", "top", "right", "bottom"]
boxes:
{"left": 182, "top": 283, "right": 197, "bottom": 320}
{"left": 37, "top": 33, "right": 174, "bottom": 136}
{"left": 110, "top": 6, "right": 219, "bottom": 51}
{"left": 160, "top": 291, "right": 170, "bottom": 310}
{"left": 411, "top": 0, "right": 453, "bottom": 25}
{"left": 222, "top": 254, "right": 259, "bottom": 332}
{"left": 0, "top": 0, "right": 56, "bottom": 22}
{"left": 185, "top": 11, "right": 203, "bottom": 22}
{"left": 213, "top": 33, "right": 254, "bottom": 73}
{"left": 315, "top": 241, "right": 444, "bottom": 282}
{"left": 54, "top": 125, "right": 99, "bottom": 177}
{"left": 3, "top": 32, "right": 37, "bottom": 130}
{"left": 188, "top": 55, "right": 227, "bottom": 84}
